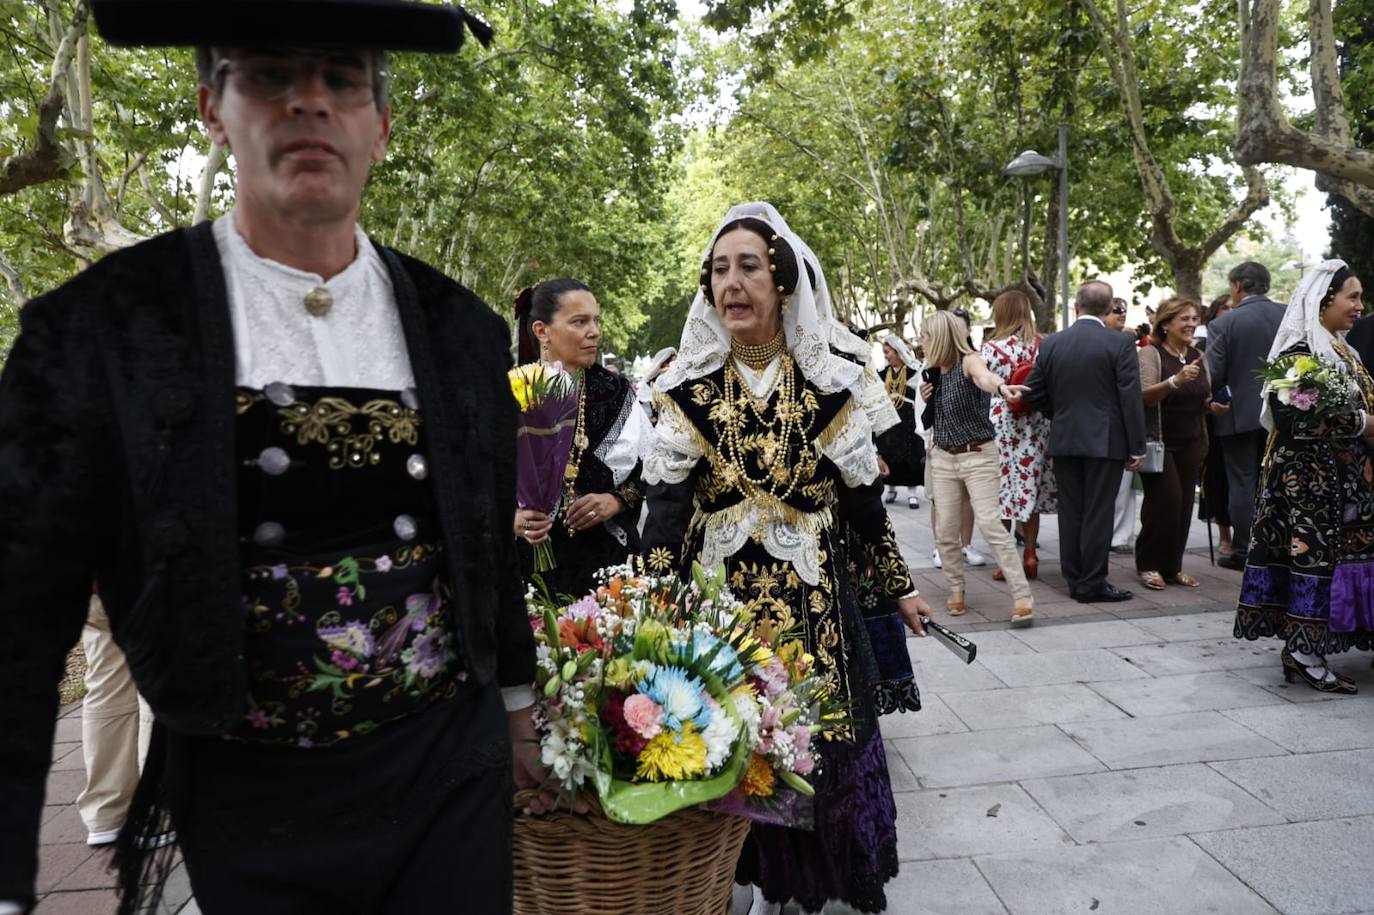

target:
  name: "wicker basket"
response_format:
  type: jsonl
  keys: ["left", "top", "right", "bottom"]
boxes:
{"left": 512, "top": 791, "right": 751, "bottom": 915}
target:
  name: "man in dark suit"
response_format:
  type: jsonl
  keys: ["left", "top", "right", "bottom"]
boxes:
{"left": 1025, "top": 281, "right": 1146, "bottom": 602}
{"left": 1206, "top": 261, "right": 1285, "bottom": 570}
{"left": 1347, "top": 312, "right": 1374, "bottom": 370}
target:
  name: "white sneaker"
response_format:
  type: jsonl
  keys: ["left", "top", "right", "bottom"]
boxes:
{"left": 86, "top": 828, "right": 121, "bottom": 847}
{"left": 931, "top": 548, "right": 942, "bottom": 569}
{"left": 962, "top": 545, "right": 987, "bottom": 566}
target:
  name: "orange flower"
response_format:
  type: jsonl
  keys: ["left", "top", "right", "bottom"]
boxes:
{"left": 741, "top": 753, "right": 776, "bottom": 798}
{"left": 558, "top": 617, "right": 603, "bottom": 652}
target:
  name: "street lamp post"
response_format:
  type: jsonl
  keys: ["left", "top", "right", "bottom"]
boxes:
{"left": 1003, "top": 124, "right": 1070, "bottom": 330}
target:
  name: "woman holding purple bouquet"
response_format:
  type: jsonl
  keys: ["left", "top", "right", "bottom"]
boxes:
{"left": 1234, "top": 260, "right": 1374, "bottom": 694}
{"left": 511, "top": 280, "right": 648, "bottom": 599}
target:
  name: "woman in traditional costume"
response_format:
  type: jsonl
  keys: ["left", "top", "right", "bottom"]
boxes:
{"left": 638, "top": 345, "right": 677, "bottom": 421}
{"left": 642, "top": 202, "right": 930, "bottom": 914}
{"left": 876, "top": 334, "right": 925, "bottom": 510}
{"left": 512, "top": 279, "right": 649, "bottom": 600}
{"left": 1234, "top": 260, "right": 1374, "bottom": 694}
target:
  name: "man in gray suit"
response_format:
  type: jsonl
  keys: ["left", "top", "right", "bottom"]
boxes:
{"left": 1207, "top": 262, "right": 1285, "bottom": 570}
{"left": 1026, "top": 281, "right": 1147, "bottom": 602}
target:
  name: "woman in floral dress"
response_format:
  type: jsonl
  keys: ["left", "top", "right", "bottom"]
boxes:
{"left": 1234, "top": 260, "right": 1374, "bottom": 694}
{"left": 642, "top": 202, "right": 929, "bottom": 914}
{"left": 980, "top": 290, "right": 1056, "bottom": 579}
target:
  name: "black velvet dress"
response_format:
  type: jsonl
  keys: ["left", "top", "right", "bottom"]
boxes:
{"left": 874, "top": 364, "right": 924, "bottom": 487}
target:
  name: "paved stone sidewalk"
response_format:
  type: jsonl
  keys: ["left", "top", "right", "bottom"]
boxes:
{"left": 881, "top": 608, "right": 1374, "bottom": 915}
{"left": 34, "top": 502, "right": 1374, "bottom": 912}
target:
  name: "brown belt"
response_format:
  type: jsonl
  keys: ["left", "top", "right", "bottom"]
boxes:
{"left": 940, "top": 439, "right": 991, "bottom": 455}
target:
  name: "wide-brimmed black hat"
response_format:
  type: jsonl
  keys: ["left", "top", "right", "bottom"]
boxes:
{"left": 91, "top": 0, "right": 492, "bottom": 53}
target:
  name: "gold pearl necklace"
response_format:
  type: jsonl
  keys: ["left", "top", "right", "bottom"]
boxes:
{"left": 729, "top": 330, "right": 786, "bottom": 370}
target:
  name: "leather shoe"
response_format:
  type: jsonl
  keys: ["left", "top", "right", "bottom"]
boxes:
{"left": 1075, "top": 584, "right": 1134, "bottom": 603}
{"left": 1216, "top": 553, "right": 1247, "bottom": 571}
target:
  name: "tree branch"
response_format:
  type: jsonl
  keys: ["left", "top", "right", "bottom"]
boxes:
{"left": 1199, "top": 165, "right": 1271, "bottom": 258}
{"left": 1234, "top": 0, "right": 1374, "bottom": 213}
{"left": 0, "top": 250, "right": 28, "bottom": 307}
{"left": 0, "top": 0, "right": 86, "bottom": 195}
{"left": 192, "top": 142, "right": 227, "bottom": 224}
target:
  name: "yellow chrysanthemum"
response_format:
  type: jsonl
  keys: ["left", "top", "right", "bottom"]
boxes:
{"left": 740, "top": 753, "right": 776, "bottom": 797}
{"left": 635, "top": 722, "right": 708, "bottom": 782}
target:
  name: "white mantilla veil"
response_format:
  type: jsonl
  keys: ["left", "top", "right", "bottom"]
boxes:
{"left": 1260, "top": 258, "right": 1349, "bottom": 432}
{"left": 880, "top": 334, "right": 918, "bottom": 370}
{"left": 655, "top": 201, "right": 865, "bottom": 397}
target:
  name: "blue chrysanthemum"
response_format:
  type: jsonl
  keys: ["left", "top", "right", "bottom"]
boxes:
{"left": 640, "top": 666, "right": 713, "bottom": 732}
{"left": 688, "top": 631, "right": 744, "bottom": 682}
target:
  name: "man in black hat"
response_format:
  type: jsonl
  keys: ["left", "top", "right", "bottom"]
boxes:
{"left": 0, "top": 3, "right": 543, "bottom": 912}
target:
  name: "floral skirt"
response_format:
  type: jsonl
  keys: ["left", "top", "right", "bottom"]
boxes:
{"left": 231, "top": 537, "right": 462, "bottom": 746}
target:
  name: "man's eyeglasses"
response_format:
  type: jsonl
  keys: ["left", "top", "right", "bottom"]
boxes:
{"left": 217, "top": 56, "right": 379, "bottom": 109}
{"left": 1111, "top": 307, "right": 1128, "bottom": 315}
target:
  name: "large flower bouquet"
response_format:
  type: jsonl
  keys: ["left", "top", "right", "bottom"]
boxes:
{"left": 510, "top": 362, "right": 579, "bottom": 571}
{"left": 528, "top": 562, "right": 843, "bottom": 825}
{"left": 1258, "top": 352, "right": 1360, "bottom": 417}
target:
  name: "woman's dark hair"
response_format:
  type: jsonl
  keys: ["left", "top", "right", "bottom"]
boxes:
{"left": 513, "top": 278, "right": 592, "bottom": 363}
{"left": 1319, "top": 266, "right": 1356, "bottom": 311}
{"left": 700, "top": 218, "right": 800, "bottom": 305}
{"left": 1201, "top": 293, "right": 1232, "bottom": 325}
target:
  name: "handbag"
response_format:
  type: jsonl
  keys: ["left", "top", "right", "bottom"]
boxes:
{"left": 987, "top": 337, "right": 1039, "bottom": 416}
{"left": 1141, "top": 439, "right": 1165, "bottom": 473}
{"left": 1140, "top": 345, "right": 1166, "bottom": 474}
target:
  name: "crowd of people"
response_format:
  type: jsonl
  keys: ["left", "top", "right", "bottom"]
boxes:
{"left": 2, "top": 3, "right": 1372, "bottom": 915}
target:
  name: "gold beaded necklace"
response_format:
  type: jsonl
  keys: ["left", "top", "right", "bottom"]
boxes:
{"left": 729, "top": 330, "right": 786, "bottom": 371}
{"left": 885, "top": 364, "right": 908, "bottom": 407}
{"left": 563, "top": 372, "right": 590, "bottom": 531}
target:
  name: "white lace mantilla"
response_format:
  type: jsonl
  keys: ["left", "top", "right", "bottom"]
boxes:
{"left": 214, "top": 212, "right": 414, "bottom": 389}
{"left": 644, "top": 354, "right": 879, "bottom": 586}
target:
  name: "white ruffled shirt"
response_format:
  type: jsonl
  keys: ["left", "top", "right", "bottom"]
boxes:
{"left": 213, "top": 212, "right": 533, "bottom": 713}
{"left": 644, "top": 354, "right": 878, "bottom": 586}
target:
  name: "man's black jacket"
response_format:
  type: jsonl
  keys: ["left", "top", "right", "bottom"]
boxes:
{"left": 0, "top": 223, "right": 535, "bottom": 901}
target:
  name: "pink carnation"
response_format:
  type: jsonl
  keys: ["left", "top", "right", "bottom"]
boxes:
{"left": 794, "top": 753, "right": 816, "bottom": 776}
{"left": 759, "top": 658, "right": 789, "bottom": 698}
{"left": 623, "top": 693, "right": 664, "bottom": 740}
{"left": 1290, "top": 387, "right": 1318, "bottom": 411}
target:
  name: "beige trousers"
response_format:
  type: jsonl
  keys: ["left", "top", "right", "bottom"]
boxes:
{"left": 77, "top": 595, "right": 153, "bottom": 840}
{"left": 929, "top": 442, "right": 1033, "bottom": 605}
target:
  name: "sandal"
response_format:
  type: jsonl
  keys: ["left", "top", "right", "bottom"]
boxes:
{"left": 1172, "top": 573, "right": 1201, "bottom": 588}
{"left": 946, "top": 594, "right": 967, "bottom": 616}
{"left": 1010, "top": 605, "right": 1034, "bottom": 628}
{"left": 1139, "top": 570, "right": 1166, "bottom": 591}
